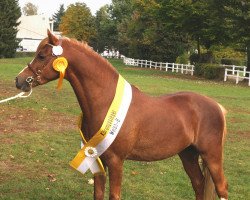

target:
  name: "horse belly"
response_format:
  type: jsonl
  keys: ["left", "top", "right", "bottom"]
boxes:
{"left": 126, "top": 92, "right": 204, "bottom": 162}
{"left": 127, "top": 117, "right": 192, "bottom": 161}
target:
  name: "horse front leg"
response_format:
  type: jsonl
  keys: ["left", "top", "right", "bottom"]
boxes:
{"left": 94, "top": 174, "right": 107, "bottom": 200}
{"left": 108, "top": 157, "right": 124, "bottom": 200}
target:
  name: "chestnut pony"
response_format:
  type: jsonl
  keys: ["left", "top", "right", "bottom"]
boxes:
{"left": 16, "top": 31, "right": 228, "bottom": 200}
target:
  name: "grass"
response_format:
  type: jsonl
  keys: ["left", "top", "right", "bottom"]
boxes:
{"left": 0, "top": 57, "right": 249, "bottom": 199}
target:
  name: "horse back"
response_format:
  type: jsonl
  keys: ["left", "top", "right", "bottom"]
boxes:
{"left": 115, "top": 89, "right": 225, "bottom": 161}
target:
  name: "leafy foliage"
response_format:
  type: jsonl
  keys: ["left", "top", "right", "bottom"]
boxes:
{"left": 22, "top": 2, "right": 38, "bottom": 16}
{"left": 95, "top": 5, "right": 118, "bottom": 52}
{"left": 216, "top": 0, "right": 250, "bottom": 70}
{"left": 59, "top": 3, "right": 96, "bottom": 44}
{"left": 87, "top": 0, "right": 189, "bottom": 61}
{"left": 194, "top": 63, "right": 224, "bottom": 79}
{"left": 0, "top": 0, "right": 21, "bottom": 58}
{"left": 53, "top": 4, "right": 65, "bottom": 31}
{"left": 57, "top": 0, "right": 249, "bottom": 67}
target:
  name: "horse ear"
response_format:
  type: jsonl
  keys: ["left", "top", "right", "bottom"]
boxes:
{"left": 47, "top": 29, "right": 59, "bottom": 45}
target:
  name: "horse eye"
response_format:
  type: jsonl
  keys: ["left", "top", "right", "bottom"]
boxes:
{"left": 38, "top": 54, "right": 45, "bottom": 60}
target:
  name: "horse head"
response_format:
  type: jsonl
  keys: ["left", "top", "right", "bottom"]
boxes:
{"left": 16, "top": 30, "right": 65, "bottom": 92}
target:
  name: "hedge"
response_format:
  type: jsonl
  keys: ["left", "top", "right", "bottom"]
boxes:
{"left": 15, "top": 52, "right": 36, "bottom": 58}
{"left": 221, "top": 58, "right": 245, "bottom": 66}
{"left": 194, "top": 63, "right": 225, "bottom": 80}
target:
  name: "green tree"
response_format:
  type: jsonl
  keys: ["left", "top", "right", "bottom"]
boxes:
{"left": 59, "top": 3, "right": 96, "bottom": 44}
{"left": 0, "top": 0, "right": 21, "bottom": 58}
{"left": 95, "top": 5, "right": 117, "bottom": 52}
{"left": 158, "top": 0, "right": 214, "bottom": 56}
{"left": 22, "top": 2, "right": 38, "bottom": 16}
{"left": 158, "top": 0, "right": 249, "bottom": 67}
{"left": 53, "top": 4, "right": 65, "bottom": 31}
{"left": 113, "top": 0, "right": 188, "bottom": 61}
{"left": 110, "top": 0, "right": 134, "bottom": 54}
{"left": 216, "top": 0, "right": 250, "bottom": 70}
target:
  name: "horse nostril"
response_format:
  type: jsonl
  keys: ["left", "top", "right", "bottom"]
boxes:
{"left": 15, "top": 77, "right": 22, "bottom": 89}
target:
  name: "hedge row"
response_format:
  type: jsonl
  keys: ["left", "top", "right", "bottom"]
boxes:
{"left": 194, "top": 64, "right": 225, "bottom": 80}
{"left": 15, "top": 52, "right": 36, "bottom": 58}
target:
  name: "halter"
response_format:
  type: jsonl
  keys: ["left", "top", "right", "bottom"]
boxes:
{"left": 27, "top": 63, "right": 42, "bottom": 85}
{"left": 27, "top": 41, "right": 64, "bottom": 86}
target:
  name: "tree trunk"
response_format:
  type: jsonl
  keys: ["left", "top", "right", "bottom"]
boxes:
{"left": 247, "top": 46, "right": 250, "bottom": 72}
{"left": 197, "top": 37, "right": 201, "bottom": 57}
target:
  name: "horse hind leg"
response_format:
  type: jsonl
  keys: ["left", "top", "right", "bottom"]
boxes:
{"left": 200, "top": 146, "right": 228, "bottom": 200}
{"left": 197, "top": 103, "right": 228, "bottom": 200}
{"left": 179, "top": 146, "right": 205, "bottom": 200}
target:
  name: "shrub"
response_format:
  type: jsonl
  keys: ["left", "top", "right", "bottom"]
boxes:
{"left": 211, "top": 46, "right": 246, "bottom": 65}
{"left": 190, "top": 53, "right": 200, "bottom": 64}
{"left": 194, "top": 63, "right": 224, "bottom": 80}
{"left": 176, "top": 52, "right": 190, "bottom": 64}
{"left": 190, "top": 51, "right": 215, "bottom": 64}
{"left": 200, "top": 51, "right": 215, "bottom": 63}
{"left": 194, "top": 63, "right": 205, "bottom": 76}
{"left": 15, "top": 52, "right": 36, "bottom": 58}
{"left": 221, "top": 58, "right": 244, "bottom": 66}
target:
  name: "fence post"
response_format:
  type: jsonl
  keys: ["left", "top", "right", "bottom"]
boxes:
{"left": 224, "top": 69, "right": 228, "bottom": 82}
{"left": 232, "top": 65, "right": 235, "bottom": 75}
{"left": 165, "top": 63, "right": 168, "bottom": 71}
{"left": 236, "top": 70, "right": 239, "bottom": 84}
{"left": 150, "top": 61, "right": 152, "bottom": 69}
{"left": 248, "top": 73, "right": 250, "bottom": 86}
{"left": 172, "top": 63, "right": 175, "bottom": 72}
{"left": 243, "top": 66, "right": 246, "bottom": 76}
{"left": 176, "top": 64, "right": 179, "bottom": 72}
{"left": 191, "top": 65, "right": 194, "bottom": 76}
{"left": 181, "top": 64, "right": 184, "bottom": 74}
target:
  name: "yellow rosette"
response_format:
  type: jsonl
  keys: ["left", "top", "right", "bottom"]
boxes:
{"left": 53, "top": 57, "right": 68, "bottom": 90}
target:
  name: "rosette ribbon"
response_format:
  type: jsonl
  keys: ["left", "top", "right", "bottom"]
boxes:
{"left": 52, "top": 57, "right": 68, "bottom": 90}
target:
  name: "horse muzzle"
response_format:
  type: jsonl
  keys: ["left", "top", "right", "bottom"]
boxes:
{"left": 15, "top": 76, "right": 33, "bottom": 92}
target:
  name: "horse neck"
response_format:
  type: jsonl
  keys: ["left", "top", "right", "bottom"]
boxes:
{"left": 65, "top": 43, "right": 119, "bottom": 135}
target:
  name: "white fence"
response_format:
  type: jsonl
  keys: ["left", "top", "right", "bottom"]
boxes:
{"left": 223, "top": 65, "right": 250, "bottom": 86}
{"left": 123, "top": 57, "right": 250, "bottom": 86}
{"left": 124, "top": 57, "right": 194, "bottom": 75}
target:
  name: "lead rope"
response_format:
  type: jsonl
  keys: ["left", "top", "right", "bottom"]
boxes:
{"left": 0, "top": 77, "right": 33, "bottom": 104}
{"left": 0, "top": 88, "right": 33, "bottom": 104}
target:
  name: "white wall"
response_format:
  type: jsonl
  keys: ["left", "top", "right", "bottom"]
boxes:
{"left": 16, "top": 14, "right": 54, "bottom": 52}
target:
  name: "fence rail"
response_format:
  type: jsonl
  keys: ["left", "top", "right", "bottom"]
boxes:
{"left": 123, "top": 57, "right": 249, "bottom": 86}
{"left": 124, "top": 57, "right": 195, "bottom": 75}
{"left": 223, "top": 65, "right": 249, "bottom": 86}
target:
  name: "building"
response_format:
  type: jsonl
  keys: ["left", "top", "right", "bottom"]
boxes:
{"left": 16, "top": 14, "right": 60, "bottom": 52}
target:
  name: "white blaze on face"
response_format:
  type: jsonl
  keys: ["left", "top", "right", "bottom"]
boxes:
{"left": 220, "top": 198, "right": 227, "bottom": 200}
{"left": 18, "top": 58, "right": 34, "bottom": 75}
{"left": 29, "top": 58, "right": 35, "bottom": 65}
{"left": 18, "top": 66, "right": 28, "bottom": 75}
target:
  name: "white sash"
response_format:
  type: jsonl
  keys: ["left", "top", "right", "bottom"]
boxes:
{"left": 70, "top": 75, "right": 132, "bottom": 175}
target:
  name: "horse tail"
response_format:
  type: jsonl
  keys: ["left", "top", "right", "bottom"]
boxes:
{"left": 202, "top": 103, "right": 227, "bottom": 200}
{"left": 217, "top": 103, "right": 228, "bottom": 146}
{"left": 202, "top": 160, "right": 217, "bottom": 200}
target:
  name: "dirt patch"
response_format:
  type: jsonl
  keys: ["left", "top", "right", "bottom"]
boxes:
{"left": 226, "top": 131, "right": 250, "bottom": 142}
{"left": 237, "top": 131, "right": 250, "bottom": 139}
{"left": 0, "top": 160, "right": 25, "bottom": 173}
{"left": 0, "top": 107, "right": 77, "bottom": 134}
{"left": 1, "top": 138, "right": 15, "bottom": 144}
{"left": 228, "top": 117, "right": 250, "bottom": 124}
